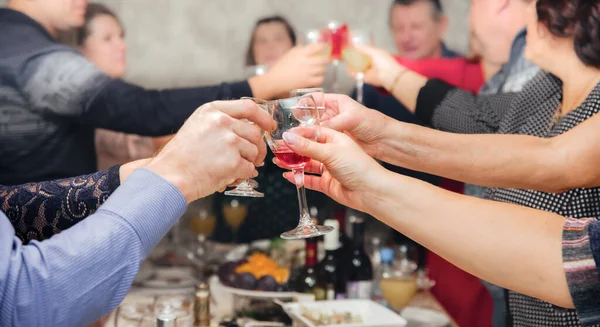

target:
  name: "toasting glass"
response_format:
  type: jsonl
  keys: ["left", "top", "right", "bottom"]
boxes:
{"left": 265, "top": 95, "right": 334, "bottom": 239}
{"left": 224, "top": 97, "right": 269, "bottom": 197}
{"left": 342, "top": 29, "right": 374, "bottom": 104}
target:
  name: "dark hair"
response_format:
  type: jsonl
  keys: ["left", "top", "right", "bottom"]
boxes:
{"left": 389, "top": 0, "right": 444, "bottom": 23}
{"left": 245, "top": 15, "right": 296, "bottom": 66}
{"left": 75, "top": 3, "right": 122, "bottom": 46}
{"left": 536, "top": 0, "right": 600, "bottom": 68}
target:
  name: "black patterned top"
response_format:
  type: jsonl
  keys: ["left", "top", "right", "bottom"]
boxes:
{"left": 417, "top": 71, "right": 600, "bottom": 326}
{"left": 1, "top": 165, "right": 121, "bottom": 243}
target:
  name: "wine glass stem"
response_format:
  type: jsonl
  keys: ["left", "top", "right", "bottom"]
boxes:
{"left": 293, "top": 168, "right": 312, "bottom": 226}
{"left": 357, "top": 72, "right": 365, "bottom": 104}
{"left": 331, "top": 60, "right": 340, "bottom": 93}
{"left": 232, "top": 228, "right": 238, "bottom": 244}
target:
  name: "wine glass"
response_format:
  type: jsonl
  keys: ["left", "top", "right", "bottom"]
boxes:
{"left": 290, "top": 88, "right": 325, "bottom": 110}
{"left": 188, "top": 208, "right": 216, "bottom": 259}
{"left": 224, "top": 97, "right": 269, "bottom": 197}
{"left": 265, "top": 95, "right": 334, "bottom": 239}
{"left": 324, "top": 21, "right": 348, "bottom": 93}
{"left": 342, "top": 29, "right": 374, "bottom": 104}
{"left": 380, "top": 268, "right": 418, "bottom": 312}
{"left": 302, "top": 29, "right": 333, "bottom": 58}
{"left": 223, "top": 199, "right": 248, "bottom": 243}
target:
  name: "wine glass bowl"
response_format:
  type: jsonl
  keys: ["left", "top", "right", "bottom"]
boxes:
{"left": 265, "top": 95, "right": 334, "bottom": 239}
{"left": 222, "top": 199, "right": 248, "bottom": 243}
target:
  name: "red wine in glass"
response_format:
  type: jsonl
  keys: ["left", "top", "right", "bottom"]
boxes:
{"left": 273, "top": 148, "right": 310, "bottom": 168}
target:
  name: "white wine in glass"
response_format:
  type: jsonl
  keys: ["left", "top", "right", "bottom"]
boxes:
{"left": 223, "top": 199, "right": 248, "bottom": 243}
{"left": 343, "top": 29, "right": 374, "bottom": 104}
{"left": 380, "top": 276, "right": 418, "bottom": 312}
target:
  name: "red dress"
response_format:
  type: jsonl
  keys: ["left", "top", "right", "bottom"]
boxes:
{"left": 397, "top": 56, "right": 493, "bottom": 327}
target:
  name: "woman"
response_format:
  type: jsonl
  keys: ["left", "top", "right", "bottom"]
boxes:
{"left": 245, "top": 15, "right": 296, "bottom": 67}
{"left": 274, "top": 0, "right": 600, "bottom": 322}
{"left": 1, "top": 160, "right": 145, "bottom": 244}
{"left": 75, "top": 3, "right": 165, "bottom": 170}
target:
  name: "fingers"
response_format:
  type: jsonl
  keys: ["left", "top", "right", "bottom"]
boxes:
{"left": 274, "top": 158, "right": 324, "bottom": 174}
{"left": 215, "top": 99, "right": 276, "bottom": 132}
{"left": 281, "top": 130, "right": 331, "bottom": 163}
{"left": 232, "top": 120, "right": 267, "bottom": 166}
{"left": 283, "top": 172, "right": 325, "bottom": 194}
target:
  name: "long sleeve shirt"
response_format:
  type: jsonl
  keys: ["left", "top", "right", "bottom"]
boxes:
{"left": 0, "top": 166, "right": 121, "bottom": 243}
{"left": 0, "top": 8, "right": 253, "bottom": 185}
{"left": 0, "top": 169, "right": 187, "bottom": 327}
{"left": 562, "top": 218, "right": 600, "bottom": 326}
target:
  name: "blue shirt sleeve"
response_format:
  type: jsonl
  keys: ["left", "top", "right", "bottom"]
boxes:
{"left": 0, "top": 168, "right": 187, "bottom": 327}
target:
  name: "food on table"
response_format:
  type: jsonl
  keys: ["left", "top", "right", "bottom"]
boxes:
{"left": 218, "top": 253, "right": 291, "bottom": 292}
{"left": 299, "top": 306, "right": 363, "bottom": 326}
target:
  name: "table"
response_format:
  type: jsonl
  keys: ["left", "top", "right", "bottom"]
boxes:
{"left": 408, "top": 292, "right": 459, "bottom": 327}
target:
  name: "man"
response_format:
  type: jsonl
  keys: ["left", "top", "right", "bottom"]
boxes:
{"left": 390, "top": 0, "right": 456, "bottom": 60}
{"left": 0, "top": 0, "right": 328, "bottom": 185}
{"left": 0, "top": 99, "right": 274, "bottom": 327}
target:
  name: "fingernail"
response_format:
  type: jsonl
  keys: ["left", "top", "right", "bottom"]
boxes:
{"left": 253, "top": 170, "right": 259, "bottom": 177}
{"left": 282, "top": 132, "right": 297, "bottom": 145}
{"left": 258, "top": 162, "right": 265, "bottom": 167}
{"left": 272, "top": 158, "right": 277, "bottom": 164}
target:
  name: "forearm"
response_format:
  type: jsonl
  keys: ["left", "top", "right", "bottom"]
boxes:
{"left": 0, "top": 166, "right": 121, "bottom": 243}
{"left": 0, "top": 169, "right": 187, "bottom": 326}
{"left": 365, "top": 171, "right": 571, "bottom": 308}
{"left": 376, "top": 120, "right": 575, "bottom": 192}
{"left": 87, "top": 79, "right": 252, "bottom": 136}
{"left": 386, "top": 67, "right": 428, "bottom": 113}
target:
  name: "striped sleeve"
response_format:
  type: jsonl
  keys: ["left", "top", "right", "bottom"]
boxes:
{"left": 562, "top": 217, "right": 600, "bottom": 326}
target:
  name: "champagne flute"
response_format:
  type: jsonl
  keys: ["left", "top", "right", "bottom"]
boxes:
{"left": 224, "top": 97, "right": 269, "bottom": 197}
{"left": 265, "top": 95, "right": 334, "bottom": 239}
{"left": 342, "top": 29, "right": 374, "bottom": 104}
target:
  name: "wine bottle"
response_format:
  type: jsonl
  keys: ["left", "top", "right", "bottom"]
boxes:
{"left": 314, "top": 219, "right": 340, "bottom": 300}
{"left": 334, "top": 206, "right": 350, "bottom": 299}
{"left": 346, "top": 216, "right": 373, "bottom": 299}
{"left": 294, "top": 237, "right": 319, "bottom": 296}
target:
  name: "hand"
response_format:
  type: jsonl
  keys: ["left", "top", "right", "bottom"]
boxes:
{"left": 250, "top": 44, "right": 330, "bottom": 99}
{"left": 318, "top": 94, "right": 389, "bottom": 158}
{"left": 146, "top": 100, "right": 275, "bottom": 203}
{"left": 275, "top": 127, "right": 389, "bottom": 213}
{"left": 355, "top": 45, "right": 406, "bottom": 91}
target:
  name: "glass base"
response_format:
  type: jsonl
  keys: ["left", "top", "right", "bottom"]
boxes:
{"left": 225, "top": 179, "right": 263, "bottom": 198}
{"left": 280, "top": 224, "right": 334, "bottom": 239}
{"left": 224, "top": 188, "right": 264, "bottom": 197}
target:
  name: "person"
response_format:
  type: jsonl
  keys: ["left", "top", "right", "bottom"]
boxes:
{"left": 211, "top": 16, "right": 328, "bottom": 243}
{"left": 1, "top": 160, "right": 147, "bottom": 243}
{"left": 278, "top": 0, "right": 600, "bottom": 317}
{"left": 0, "top": 0, "right": 328, "bottom": 185}
{"left": 389, "top": 0, "right": 455, "bottom": 60}
{"left": 74, "top": 3, "right": 163, "bottom": 170}
{"left": 358, "top": 0, "right": 541, "bottom": 324}
{"left": 0, "top": 98, "right": 275, "bottom": 327}
{"left": 245, "top": 15, "right": 296, "bottom": 67}
{"left": 276, "top": 120, "right": 600, "bottom": 327}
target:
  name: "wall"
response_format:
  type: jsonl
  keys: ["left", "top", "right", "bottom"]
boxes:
{"left": 1, "top": 0, "right": 470, "bottom": 89}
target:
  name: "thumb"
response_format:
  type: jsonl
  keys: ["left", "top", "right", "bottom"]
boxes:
{"left": 282, "top": 131, "right": 329, "bottom": 163}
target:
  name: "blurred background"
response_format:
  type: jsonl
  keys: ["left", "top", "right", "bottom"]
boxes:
{"left": 0, "top": 0, "right": 470, "bottom": 88}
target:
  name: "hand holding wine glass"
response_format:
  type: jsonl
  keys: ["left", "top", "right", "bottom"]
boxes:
{"left": 351, "top": 45, "right": 407, "bottom": 92}
{"left": 277, "top": 126, "right": 389, "bottom": 215}
{"left": 146, "top": 99, "right": 275, "bottom": 202}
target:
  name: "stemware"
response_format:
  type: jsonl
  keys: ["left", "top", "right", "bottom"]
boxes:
{"left": 342, "top": 29, "right": 374, "bottom": 104}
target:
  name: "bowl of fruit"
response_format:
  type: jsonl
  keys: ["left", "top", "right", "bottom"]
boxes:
{"left": 218, "top": 253, "right": 296, "bottom": 299}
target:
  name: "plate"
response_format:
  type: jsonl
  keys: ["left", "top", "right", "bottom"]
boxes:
{"left": 140, "top": 267, "right": 197, "bottom": 289}
{"left": 283, "top": 299, "right": 407, "bottom": 327}
{"left": 218, "top": 280, "right": 298, "bottom": 299}
{"left": 401, "top": 307, "right": 450, "bottom": 327}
